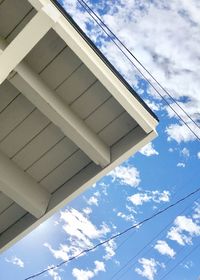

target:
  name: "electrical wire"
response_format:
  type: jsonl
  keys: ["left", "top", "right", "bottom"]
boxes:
{"left": 158, "top": 241, "right": 200, "bottom": 280}
{"left": 110, "top": 196, "right": 200, "bottom": 280}
{"left": 24, "top": 186, "right": 200, "bottom": 280}
{"left": 77, "top": 0, "right": 200, "bottom": 140}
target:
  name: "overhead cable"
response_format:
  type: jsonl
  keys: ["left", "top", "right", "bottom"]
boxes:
{"left": 158, "top": 241, "right": 200, "bottom": 280}
{"left": 24, "top": 186, "right": 200, "bottom": 280}
{"left": 77, "top": 0, "right": 200, "bottom": 140}
{"left": 110, "top": 197, "right": 199, "bottom": 280}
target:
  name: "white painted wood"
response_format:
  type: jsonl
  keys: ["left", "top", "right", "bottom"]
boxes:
{"left": 0, "top": 0, "right": 32, "bottom": 38}
{"left": 41, "top": 150, "right": 91, "bottom": 193}
{"left": 85, "top": 97, "right": 124, "bottom": 133}
{"left": 0, "top": 213, "right": 36, "bottom": 252}
{"left": 6, "top": 9, "right": 37, "bottom": 44}
{"left": 0, "top": 151, "right": 50, "bottom": 218}
{"left": 27, "top": 137, "right": 77, "bottom": 181}
{"left": 0, "top": 37, "right": 110, "bottom": 166}
{"left": 9, "top": 68, "right": 110, "bottom": 167}
{"left": 0, "top": 9, "right": 54, "bottom": 84}
{"left": 25, "top": 29, "right": 65, "bottom": 73}
{"left": 40, "top": 46, "right": 81, "bottom": 89}
{"left": 70, "top": 81, "right": 110, "bottom": 120}
{"left": 46, "top": 4, "right": 158, "bottom": 133}
{"left": 0, "top": 129, "right": 157, "bottom": 252}
{"left": 0, "top": 0, "right": 158, "bottom": 252}
{"left": 56, "top": 64, "right": 96, "bottom": 104}
{"left": 99, "top": 112, "right": 137, "bottom": 146}
{"left": 0, "top": 109, "right": 49, "bottom": 158}
{"left": 13, "top": 123, "right": 64, "bottom": 170}
{"left": 0, "top": 203, "right": 26, "bottom": 234}
{"left": 0, "top": 80, "right": 19, "bottom": 113}
{"left": 0, "top": 192, "right": 13, "bottom": 214}
{"left": 0, "top": 94, "right": 34, "bottom": 142}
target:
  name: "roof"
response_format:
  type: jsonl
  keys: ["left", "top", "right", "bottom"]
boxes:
{"left": 0, "top": 0, "right": 158, "bottom": 252}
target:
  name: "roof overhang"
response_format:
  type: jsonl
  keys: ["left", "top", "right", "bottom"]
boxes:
{"left": 0, "top": 0, "right": 158, "bottom": 252}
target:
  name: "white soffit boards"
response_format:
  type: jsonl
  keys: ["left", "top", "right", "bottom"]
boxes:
{"left": 0, "top": 0, "right": 159, "bottom": 252}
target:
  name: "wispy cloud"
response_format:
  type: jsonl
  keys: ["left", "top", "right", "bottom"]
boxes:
{"left": 108, "top": 165, "right": 140, "bottom": 187}
{"left": 87, "top": 196, "right": 99, "bottom": 206}
{"left": 72, "top": 260, "right": 105, "bottom": 280}
{"left": 154, "top": 240, "right": 176, "bottom": 258}
{"left": 44, "top": 208, "right": 110, "bottom": 261}
{"left": 167, "top": 215, "right": 200, "bottom": 245}
{"left": 177, "top": 162, "right": 185, "bottom": 168}
{"left": 128, "top": 190, "right": 170, "bottom": 206}
{"left": 103, "top": 239, "right": 117, "bottom": 260}
{"left": 135, "top": 258, "right": 164, "bottom": 280}
{"left": 48, "top": 266, "right": 62, "bottom": 280}
{"left": 5, "top": 256, "right": 24, "bottom": 268}
{"left": 139, "top": 142, "right": 159, "bottom": 157}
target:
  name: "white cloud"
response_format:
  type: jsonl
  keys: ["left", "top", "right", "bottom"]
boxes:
{"left": 177, "top": 162, "right": 185, "bottom": 168}
{"left": 72, "top": 268, "right": 94, "bottom": 280}
{"left": 93, "top": 260, "right": 106, "bottom": 274}
{"left": 128, "top": 193, "right": 151, "bottom": 206}
{"left": 193, "top": 202, "right": 200, "bottom": 220}
{"left": 128, "top": 190, "right": 170, "bottom": 206}
{"left": 180, "top": 147, "right": 190, "bottom": 157}
{"left": 139, "top": 142, "right": 159, "bottom": 157}
{"left": 72, "top": 260, "right": 105, "bottom": 280}
{"left": 44, "top": 208, "right": 110, "bottom": 261}
{"left": 183, "top": 260, "right": 193, "bottom": 270}
{"left": 167, "top": 215, "right": 200, "bottom": 245}
{"left": 103, "top": 239, "right": 117, "bottom": 260}
{"left": 5, "top": 256, "right": 24, "bottom": 268}
{"left": 165, "top": 123, "right": 198, "bottom": 143}
{"left": 117, "top": 211, "right": 135, "bottom": 223}
{"left": 197, "top": 152, "right": 200, "bottom": 159}
{"left": 154, "top": 240, "right": 176, "bottom": 258}
{"left": 135, "top": 258, "right": 162, "bottom": 280}
{"left": 82, "top": 207, "right": 92, "bottom": 215}
{"left": 144, "top": 99, "right": 160, "bottom": 112}
{"left": 48, "top": 267, "right": 62, "bottom": 280}
{"left": 108, "top": 165, "right": 140, "bottom": 187}
{"left": 87, "top": 196, "right": 99, "bottom": 206}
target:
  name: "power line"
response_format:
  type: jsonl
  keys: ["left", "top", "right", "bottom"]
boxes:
{"left": 110, "top": 196, "right": 200, "bottom": 280}
{"left": 24, "top": 186, "right": 200, "bottom": 280}
{"left": 77, "top": 0, "right": 200, "bottom": 140}
{"left": 158, "top": 241, "right": 200, "bottom": 280}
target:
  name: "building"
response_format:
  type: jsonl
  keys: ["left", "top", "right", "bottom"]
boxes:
{"left": 0, "top": 0, "right": 158, "bottom": 252}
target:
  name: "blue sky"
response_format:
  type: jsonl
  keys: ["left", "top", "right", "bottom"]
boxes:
{"left": 0, "top": 0, "right": 200, "bottom": 280}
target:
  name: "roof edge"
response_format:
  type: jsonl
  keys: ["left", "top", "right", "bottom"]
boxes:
{"left": 50, "top": 0, "right": 159, "bottom": 122}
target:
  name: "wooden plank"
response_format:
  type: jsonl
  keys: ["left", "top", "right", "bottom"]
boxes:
{"left": 25, "top": 29, "right": 66, "bottom": 73}
{"left": 0, "top": 213, "right": 35, "bottom": 252}
{"left": 99, "top": 112, "right": 137, "bottom": 146}
{"left": 13, "top": 123, "right": 64, "bottom": 170}
{"left": 0, "top": 94, "right": 34, "bottom": 142}
{"left": 6, "top": 9, "right": 36, "bottom": 43}
{"left": 27, "top": 137, "right": 77, "bottom": 181}
{"left": 41, "top": 150, "right": 91, "bottom": 193}
{"left": 0, "top": 192, "right": 13, "bottom": 214}
{"left": 0, "top": 150, "right": 51, "bottom": 218}
{"left": 10, "top": 69, "right": 110, "bottom": 167}
{"left": 51, "top": 4, "right": 158, "bottom": 133}
{"left": 70, "top": 81, "right": 110, "bottom": 120}
{"left": 85, "top": 97, "right": 124, "bottom": 133}
{"left": 0, "top": 80, "right": 19, "bottom": 113}
{"left": 0, "top": 9, "right": 54, "bottom": 84}
{"left": 0, "top": 109, "right": 49, "bottom": 158}
{"left": 0, "top": 0, "right": 32, "bottom": 38}
{"left": 56, "top": 63, "right": 96, "bottom": 104}
{"left": 0, "top": 203, "right": 26, "bottom": 234}
{"left": 40, "top": 46, "right": 82, "bottom": 89}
